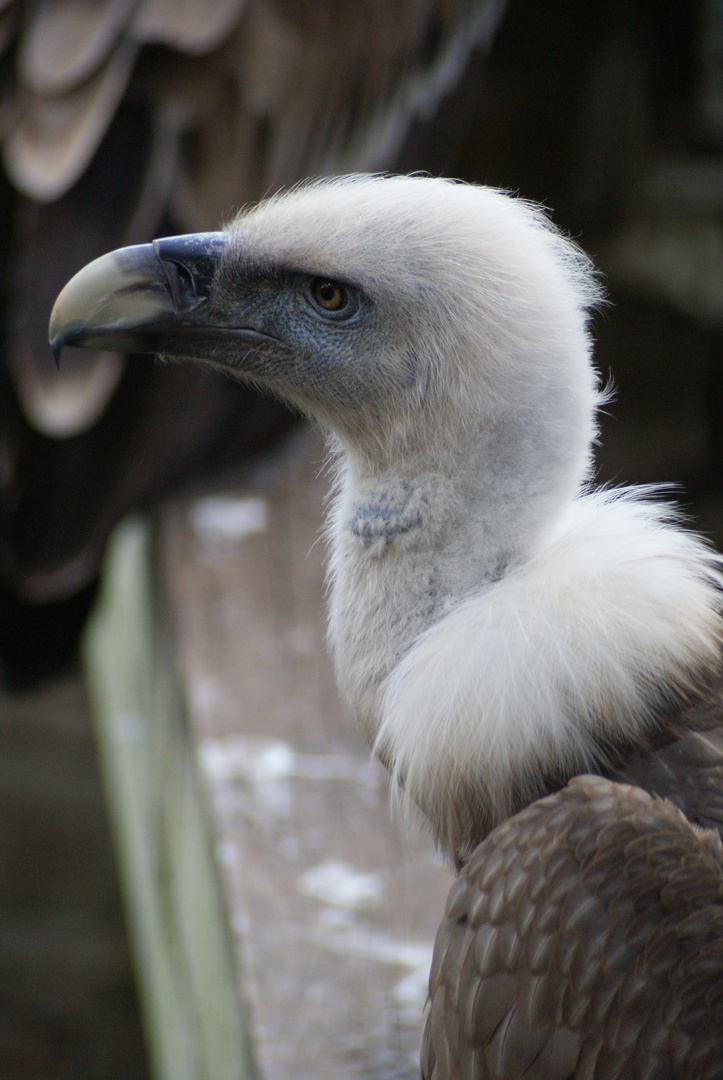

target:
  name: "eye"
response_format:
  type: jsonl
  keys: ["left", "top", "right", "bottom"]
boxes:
{"left": 311, "top": 278, "right": 347, "bottom": 312}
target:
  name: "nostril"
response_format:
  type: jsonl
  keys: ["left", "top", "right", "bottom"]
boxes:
{"left": 152, "top": 233, "right": 226, "bottom": 312}
{"left": 163, "top": 259, "right": 199, "bottom": 311}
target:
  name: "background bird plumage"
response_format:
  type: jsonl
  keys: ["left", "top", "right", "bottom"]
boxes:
{"left": 0, "top": 0, "right": 500, "bottom": 682}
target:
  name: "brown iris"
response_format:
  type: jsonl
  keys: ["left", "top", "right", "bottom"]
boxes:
{"left": 312, "top": 279, "right": 346, "bottom": 312}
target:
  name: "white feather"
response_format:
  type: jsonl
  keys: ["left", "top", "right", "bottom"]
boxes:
{"left": 374, "top": 489, "right": 723, "bottom": 855}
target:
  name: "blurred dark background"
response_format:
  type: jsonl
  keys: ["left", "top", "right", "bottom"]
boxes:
{"left": 1, "top": 0, "right": 721, "bottom": 1075}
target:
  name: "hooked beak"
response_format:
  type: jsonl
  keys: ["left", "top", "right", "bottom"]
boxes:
{"left": 49, "top": 233, "right": 273, "bottom": 365}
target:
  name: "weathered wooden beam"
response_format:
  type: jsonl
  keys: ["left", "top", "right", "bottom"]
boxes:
{"left": 83, "top": 427, "right": 452, "bottom": 1080}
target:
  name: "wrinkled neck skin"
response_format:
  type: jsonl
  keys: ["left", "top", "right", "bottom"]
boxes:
{"left": 327, "top": 457, "right": 497, "bottom": 736}
{"left": 325, "top": 392, "right": 586, "bottom": 747}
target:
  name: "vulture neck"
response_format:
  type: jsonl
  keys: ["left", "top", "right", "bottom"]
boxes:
{"left": 324, "top": 425, "right": 723, "bottom": 865}
{"left": 326, "top": 400, "right": 589, "bottom": 734}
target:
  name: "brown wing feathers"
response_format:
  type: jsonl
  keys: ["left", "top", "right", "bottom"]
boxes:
{"left": 423, "top": 776, "right": 723, "bottom": 1080}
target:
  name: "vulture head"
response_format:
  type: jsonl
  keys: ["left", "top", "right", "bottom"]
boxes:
{"left": 50, "top": 175, "right": 723, "bottom": 864}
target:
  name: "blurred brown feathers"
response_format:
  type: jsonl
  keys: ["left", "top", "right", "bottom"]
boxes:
{"left": 0, "top": 0, "right": 502, "bottom": 680}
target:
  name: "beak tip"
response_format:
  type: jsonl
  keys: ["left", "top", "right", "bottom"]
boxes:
{"left": 48, "top": 302, "right": 61, "bottom": 366}
{"left": 48, "top": 301, "right": 72, "bottom": 368}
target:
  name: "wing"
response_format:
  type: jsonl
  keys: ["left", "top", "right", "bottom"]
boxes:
{"left": 607, "top": 682, "right": 723, "bottom": 843}
{"left": 422, "top": 775, "right": 723, "bottom": 1080}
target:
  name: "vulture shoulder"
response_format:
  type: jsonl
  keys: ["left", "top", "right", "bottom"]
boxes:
{"left": 423, "top": 774, "right": 723, "bottom": 1080}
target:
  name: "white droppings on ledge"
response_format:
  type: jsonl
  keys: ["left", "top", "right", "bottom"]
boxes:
{"left": 308, "top": 915, "right": 434, "bottom": 979}
{"left": 298, "top": 860, "right": 382, "bottom": 908}
{"left": 189, "top": 494, "right": 269, "bottom": 542}
{"left": 198, "top": 735, "right": 381, "bottom": 788}
{"left": 199, "top": 737, "right": 295, "bottom": 783}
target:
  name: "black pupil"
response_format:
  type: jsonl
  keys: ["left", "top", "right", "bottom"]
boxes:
{"left": 315, "top": 280, "right": 344, "bottom": 309}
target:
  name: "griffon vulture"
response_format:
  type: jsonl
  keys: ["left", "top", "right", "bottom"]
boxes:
{"left": 50, "top": 174, "right": 723, "bottom": 1078}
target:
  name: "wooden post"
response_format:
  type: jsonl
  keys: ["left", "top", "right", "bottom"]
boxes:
{"left": 83, "top": 427, "right": 453, "bottom": 1080}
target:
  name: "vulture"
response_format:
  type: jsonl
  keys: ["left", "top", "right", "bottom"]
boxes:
{"left": 50, "top": 175, "right": 723, "bottom": 1078}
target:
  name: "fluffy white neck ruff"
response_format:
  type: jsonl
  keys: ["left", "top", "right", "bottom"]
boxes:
{"left": 328, "top": 477, "right": 723, "bottom": 862}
